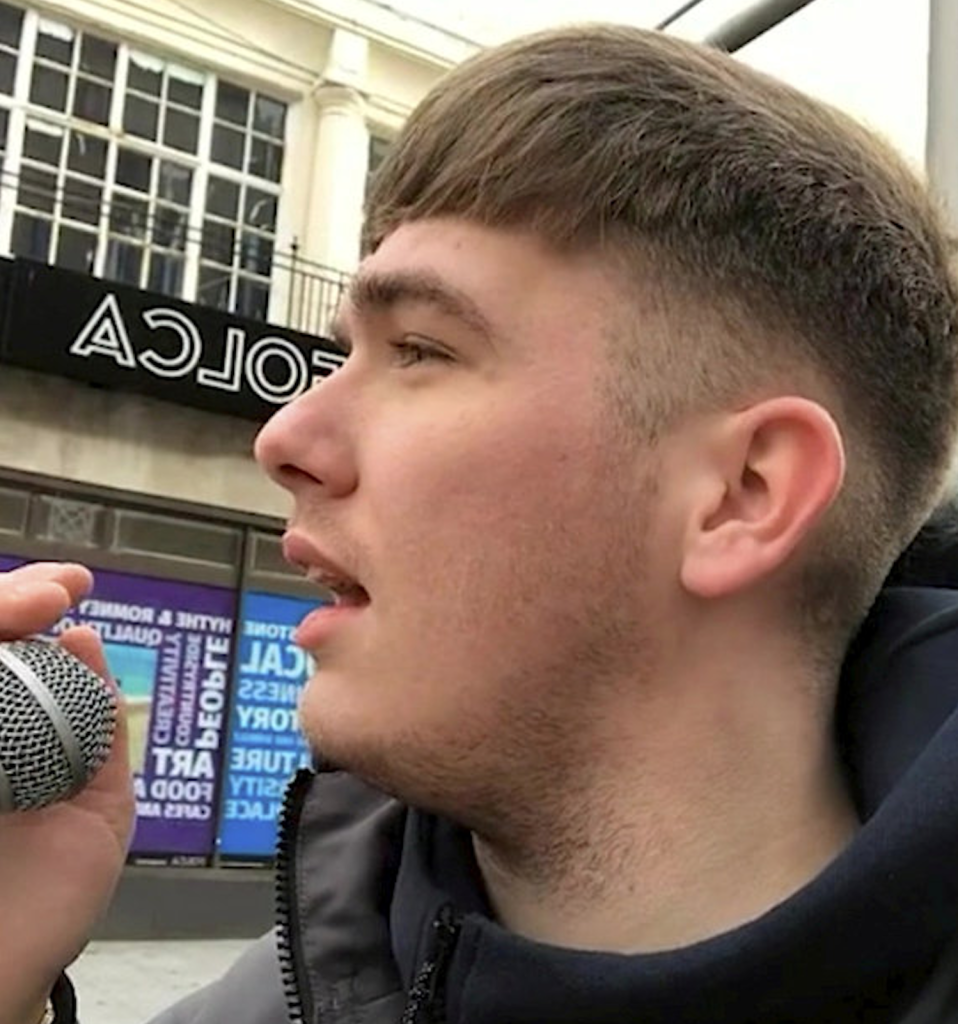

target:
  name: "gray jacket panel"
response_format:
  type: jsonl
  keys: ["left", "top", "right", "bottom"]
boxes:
{"left": 142, "top": 771, "right": 408, "bottom": 1024}
{"left": 145, "top": 932, "right": 285, "bottom": 1024}
{"left": 293, "top": 771, "right": 407, "bottom": 1022}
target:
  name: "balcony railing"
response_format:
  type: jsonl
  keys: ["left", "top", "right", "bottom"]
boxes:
{"left": 0, "top": 165, "right": 350, "bottom": 340}
{"left": 280, "top": 243, "right": 350, "bottom": 338}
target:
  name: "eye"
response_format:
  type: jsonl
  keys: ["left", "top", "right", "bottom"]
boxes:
{"left": 390, "top": 337, "right": 452, "bottom": 367}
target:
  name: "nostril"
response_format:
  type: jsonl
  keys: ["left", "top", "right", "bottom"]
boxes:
{"left": 278, "top": 464, "right": 322, "bottom": 488}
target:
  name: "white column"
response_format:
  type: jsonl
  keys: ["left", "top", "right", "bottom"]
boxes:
{"left": 304, "top": 29, "right": 371, "bottom": 275}
{"left": 307, "top": 85, "right": 370, "bottom": 273}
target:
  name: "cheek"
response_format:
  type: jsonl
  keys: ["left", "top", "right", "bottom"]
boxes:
{"left": 368, "top": 404, "right": 598, "bottom": 549}
{"left": 361, "top": 400, "right": 623, "bottom": 641}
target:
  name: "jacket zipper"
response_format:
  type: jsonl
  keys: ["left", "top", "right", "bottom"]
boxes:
{"left": 400, "top": 904, "right": 462, "bottom": 1024}
{"left": 275, "top": 768, "right": 317, "bottom": 1024}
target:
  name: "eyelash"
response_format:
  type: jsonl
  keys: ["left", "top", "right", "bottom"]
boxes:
{"left": 325, "top": 336, "right": 452, "bottom": 369}
{"left": 389, "top": 338, "right": 451, "bottom": 367}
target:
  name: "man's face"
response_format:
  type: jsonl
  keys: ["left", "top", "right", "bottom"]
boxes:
{"left": 254, "top": 219, "right": 673, "bottom": 823}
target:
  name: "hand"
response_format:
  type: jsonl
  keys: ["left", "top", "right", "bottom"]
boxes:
{"left": 0, "top": 563, "right": 135, "bottom": 1024}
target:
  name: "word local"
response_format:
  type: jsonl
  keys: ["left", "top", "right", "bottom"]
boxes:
{"left": 69, "top": 294, "right": 345, "bottom": 405}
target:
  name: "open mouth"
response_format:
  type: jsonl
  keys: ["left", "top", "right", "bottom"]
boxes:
{"left": 282, "top": 533, "right": 369, "bottom": 613}
{"left": 310, "top": 571, "right": 370, "bottom": 609}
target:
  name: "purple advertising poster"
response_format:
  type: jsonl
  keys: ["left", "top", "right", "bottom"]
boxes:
{"left": 0, "top": 556, "right": 236, "bottom": 861}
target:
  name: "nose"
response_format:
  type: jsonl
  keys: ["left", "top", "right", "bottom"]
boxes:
{"left": 254, "top": 367, "right": 358, "bottom": 499}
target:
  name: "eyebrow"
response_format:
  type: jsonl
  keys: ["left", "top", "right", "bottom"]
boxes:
{"left": 330, "top": 269, "right": 497, "bottom": 350}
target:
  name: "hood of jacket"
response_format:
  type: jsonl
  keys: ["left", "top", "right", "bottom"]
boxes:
{"left": 387, "top": 585, "right": 958, "bottom": 1023}
{"left": 279, "top": 585, "right": 958, "bottom": 1024}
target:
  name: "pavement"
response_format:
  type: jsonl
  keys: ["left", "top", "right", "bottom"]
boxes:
{"left": 69, "top": 940, "right": 251, "bottom": 1024}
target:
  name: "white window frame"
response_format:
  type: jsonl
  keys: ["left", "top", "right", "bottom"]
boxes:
{"left": 0, "top": 3, "right": 286, "bottom": 323}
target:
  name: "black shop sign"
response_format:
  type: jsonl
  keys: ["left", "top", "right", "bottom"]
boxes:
{"left": 0, "top": 259, "right": 344, "bottom": 421}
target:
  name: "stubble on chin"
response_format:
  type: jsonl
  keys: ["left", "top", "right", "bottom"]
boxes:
{"left": 299, "top": 596, "right": 656, "bottom": 854}
{"left": 298, "top": 450, "right": 661, "bottom": 841}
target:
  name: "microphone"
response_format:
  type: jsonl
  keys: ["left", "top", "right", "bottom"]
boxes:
{"left": 0, "top": 639, "right": 116, "bottom": 812}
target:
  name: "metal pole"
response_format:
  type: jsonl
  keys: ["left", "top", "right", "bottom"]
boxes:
{"left": 656, "top": 0, "right": 709, "bottom": 31}
{"left": 705, "top": 0, "right": 818, "bottom": 53}
{"left": 926, "top": 0, "right": 958, "bottom": 225}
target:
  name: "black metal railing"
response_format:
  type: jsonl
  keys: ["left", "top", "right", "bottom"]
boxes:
{"left": 282, "top": 242, "right": 350, "bottom": 338}
{"left": 0, "top": 164, "right": 351, "bottom": 338}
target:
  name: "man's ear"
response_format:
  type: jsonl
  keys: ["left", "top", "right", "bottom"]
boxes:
{"left": 680, "top": 398, "right": 845, "bottom": 599}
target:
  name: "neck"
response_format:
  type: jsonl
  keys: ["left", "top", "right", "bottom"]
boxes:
{"left": 471, "top": 655, "right": 859, "bottom": 953}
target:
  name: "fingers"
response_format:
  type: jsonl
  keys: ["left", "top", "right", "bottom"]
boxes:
{"left": 58, "top": 623, "right": 109, "bottom": 680}
{"left": 0, "top": 563, "right": 93, "bottom": 640}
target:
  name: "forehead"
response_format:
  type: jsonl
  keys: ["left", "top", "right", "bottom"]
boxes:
{"left": 343, "top": 219, "right": 628, "bottom": 339}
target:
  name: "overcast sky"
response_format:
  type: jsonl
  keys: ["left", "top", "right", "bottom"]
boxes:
{"left": 394, "top": 0, "right": 681, "bottom": 40}
{"left": 387, "top": 0, "right": 929, "bottom": 168}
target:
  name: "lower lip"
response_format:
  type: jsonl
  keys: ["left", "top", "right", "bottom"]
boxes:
{"left": 294, "top": 600, "right": 367, "bottom": 648}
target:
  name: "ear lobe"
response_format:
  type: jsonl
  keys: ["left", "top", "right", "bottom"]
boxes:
{"left": 680, "top": 398, "right": 845, "bottom": 600}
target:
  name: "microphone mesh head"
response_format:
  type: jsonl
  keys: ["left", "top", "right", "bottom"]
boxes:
{"left": 0, "top": 640, "right": 116, "bottom": 811}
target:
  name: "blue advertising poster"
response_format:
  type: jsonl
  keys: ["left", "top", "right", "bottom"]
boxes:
{"left": 0, "top": 554, "right": 236, "bottom": 862}
{"left": 217, "top": 590, "right": 318, "bottom": 859}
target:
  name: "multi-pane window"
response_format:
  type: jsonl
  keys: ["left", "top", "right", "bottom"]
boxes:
{"left": 0, "top": 106, "right": 8, "bottom": 173}
{"left": 106, "top": 149, "right": 192, "bottom": 297}
{"left": 0, "top": 2, "right": 287, "bottom": 320}
{"left": 199, "top": 173, "right": 277, "bottom": 320}
{"left": 365, "top": 132, "right": 392, "bottom": 199}
{"left": 123, "top": 52, "right": 203, "bottom": 156}
{"left": 212, "top": 81, "right": 285, "bottom": 183}
{"left": 13, "top": 119, "right": 106, "bottom": 272}
{"left": 0, "top": 3, "right": 22, "bottom": 96}
{"left": 368, "top": 134, "right": 391, "bottom": 177}
{"left": 198, "top": 82, "right": 285, "bottom": 320}
{"left": 30, "top": 19, "right": 116, "bottom": 126}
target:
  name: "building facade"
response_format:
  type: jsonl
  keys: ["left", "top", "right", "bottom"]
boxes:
{"left": 0, "top": 0, "right": 470, "bottom": 515}
{"left": 0, "top": 0, "right": 473, "bottom": 895}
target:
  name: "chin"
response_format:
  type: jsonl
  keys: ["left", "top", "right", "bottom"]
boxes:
{"left": 299, "top": 691, "right": 399, "bottom": 780}
{"left": 298, "top": 662, "right": 434, "bottom": 760}
{"left": 299, "top": 706, "right": 462, "bottom": 812}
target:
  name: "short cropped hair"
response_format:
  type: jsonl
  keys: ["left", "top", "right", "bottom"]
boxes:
{"left": 365, "top": 25, "right": 958, "bottom": 655}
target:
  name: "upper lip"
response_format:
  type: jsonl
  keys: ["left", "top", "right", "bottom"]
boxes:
{"left": 282, "top": 531, "right": 365, "bottom": 594}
